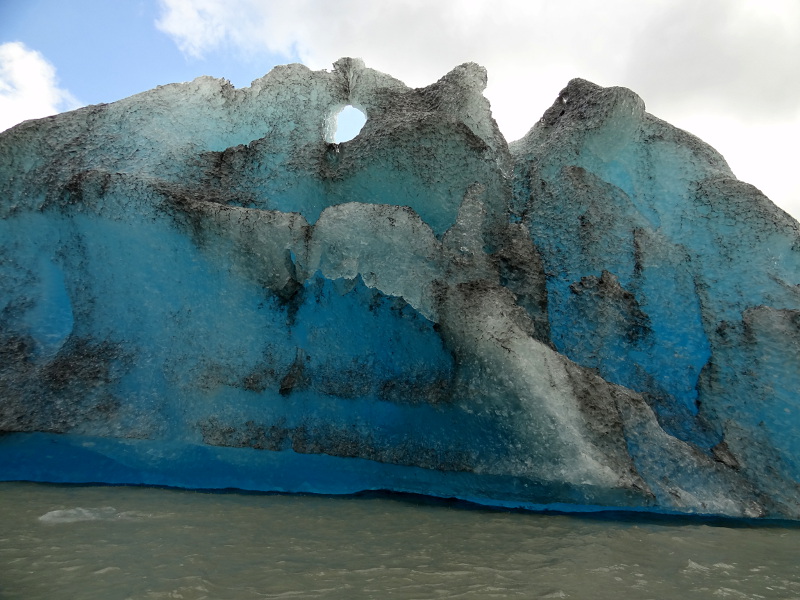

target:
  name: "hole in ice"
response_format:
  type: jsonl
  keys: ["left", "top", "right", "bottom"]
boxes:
{"left": 333, "top": 105, "right": 367, "bottom": 143}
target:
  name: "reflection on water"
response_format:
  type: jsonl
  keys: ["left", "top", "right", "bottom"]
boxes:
{"left": 0, "top": 482, "right": 798, "bottom": 599}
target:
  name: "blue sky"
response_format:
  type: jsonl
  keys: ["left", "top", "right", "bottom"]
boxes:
{"left": 1, "top": 0, "right": 798, "bottom": 219}
{"left": 0, "top": 0, "right": 291, "bottom": 104}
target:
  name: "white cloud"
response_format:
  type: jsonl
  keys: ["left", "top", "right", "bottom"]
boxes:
{"left": 624, "top": 0, "right": 800, "bottom": 119}
{"left": 0, "top": 42, "right": 82, "bottom": 133}
{"left": 153, "top": 0, "right": 796, "bottom": 220}
{"left": 154, "top": 0, "right": 241, "bottom": 58}
{"left": 672, "top": 114, "right": 800, "bottom": 221}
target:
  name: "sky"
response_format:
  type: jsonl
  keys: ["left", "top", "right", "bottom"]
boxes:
{"left": 1, "top": 0, "right": 798, "bottom": 220}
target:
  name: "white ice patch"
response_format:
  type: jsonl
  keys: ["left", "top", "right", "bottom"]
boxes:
{"left": 38, "top": 506, "right": 151, "bottom": 524}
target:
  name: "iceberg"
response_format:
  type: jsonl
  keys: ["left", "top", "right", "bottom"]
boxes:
{"left": 1, "top": 59, "right": 798, "bottom": 519}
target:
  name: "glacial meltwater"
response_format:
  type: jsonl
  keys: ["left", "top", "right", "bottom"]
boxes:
{"left": 0, "top": 483, "right": 798, "bottom": 599}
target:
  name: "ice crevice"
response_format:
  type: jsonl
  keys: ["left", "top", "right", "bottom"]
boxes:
{"left": 1, "top": 58, "right": 799, "bottom": 520}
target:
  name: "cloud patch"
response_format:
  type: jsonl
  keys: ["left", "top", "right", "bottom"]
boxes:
{"left": 0, "top": 42, "right": 81, "bottom": 133}
{"left": 625, "top": 0, "right": 800, "bottom": 120}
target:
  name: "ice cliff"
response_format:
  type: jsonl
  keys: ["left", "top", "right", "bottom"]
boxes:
{"left": 1, "top": 59, "right": 798, "bottom": 519}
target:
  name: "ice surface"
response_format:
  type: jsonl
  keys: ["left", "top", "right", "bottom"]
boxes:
{"left": 1, "top": 59, "right": 798, "bottom": 519}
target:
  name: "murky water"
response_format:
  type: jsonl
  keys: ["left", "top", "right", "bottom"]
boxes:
{"left": 0, "top": 482, "right": 798, "bottom": 599}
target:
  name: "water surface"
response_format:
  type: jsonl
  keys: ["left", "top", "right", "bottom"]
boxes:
{"left": 0, "top": 482, "right": 798, "bottom": 599}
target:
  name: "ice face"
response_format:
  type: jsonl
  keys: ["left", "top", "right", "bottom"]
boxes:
{"left": 1, "top": 60, "right": 798, "bottom": 520}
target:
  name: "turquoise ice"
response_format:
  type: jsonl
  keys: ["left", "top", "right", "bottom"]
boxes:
{"left": 1, "top": 59, "right": 798, "bottom": 519}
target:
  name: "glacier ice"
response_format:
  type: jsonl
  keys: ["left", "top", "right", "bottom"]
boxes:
{"left": 1, "top": 58, "right": 798, "bottom": 520}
